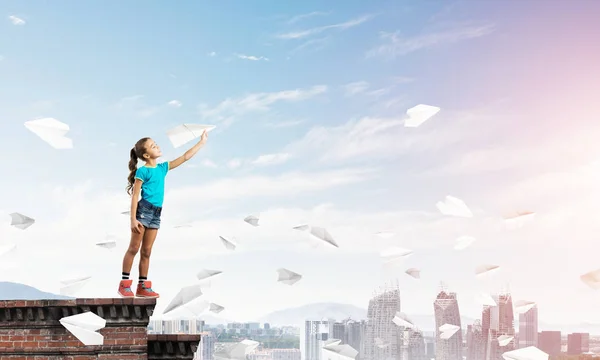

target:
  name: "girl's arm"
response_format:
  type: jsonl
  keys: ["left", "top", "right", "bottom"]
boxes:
{"left": 169, "top": 131, "right": 208, "bottom": 170}
{"left": 130, "top": 179, "right": 143, "bottom": 233}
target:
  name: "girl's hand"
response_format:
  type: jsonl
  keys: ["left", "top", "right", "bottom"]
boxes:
{"left": 131, "top": 219, "right": 143, "bottom": 233}
{"left": 200, "top": 130, "right": 208, "bottom": 143}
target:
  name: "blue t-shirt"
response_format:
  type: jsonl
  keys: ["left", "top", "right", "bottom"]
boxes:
{"left": 135, "top": 162, "right": 169, "bottom": 207}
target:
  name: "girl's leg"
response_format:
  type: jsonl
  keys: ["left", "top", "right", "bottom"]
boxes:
{"left": 122, "top": 227, "right": 146, "bottom": 274}
{"left": 139, "top": 228, "right": 158, "bottom": 278}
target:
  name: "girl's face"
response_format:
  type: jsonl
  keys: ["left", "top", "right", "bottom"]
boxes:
{"left": 143, "top": 138, "right": 162, "bottom": 159}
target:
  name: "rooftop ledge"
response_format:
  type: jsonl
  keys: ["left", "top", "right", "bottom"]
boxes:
{"left": 0, "top": 298, "right": 200, "bottom": 359}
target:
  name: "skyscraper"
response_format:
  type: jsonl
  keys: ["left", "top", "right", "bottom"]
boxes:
{"left": 538, "top": 331, "right": 561, "bottom": 356}
{"left": 567, "top": 333, "right": 590, "bottom": 355}
{"left": 365, "top": 281, "right": 403, "bottom": 360}
{"left": 433, "top": 289, "right": 462, "bottom": 360}
{"left": 481, "top": 292, "right": 515, "bottom": 360}
{"left": 302, "top": 319, "right": 335, "bottom": 360}
{"left": 466, "top": 321, "right": 486, "bottom": 360}
{"left": 518, "top": 305, "right": 538, "bottom": 348}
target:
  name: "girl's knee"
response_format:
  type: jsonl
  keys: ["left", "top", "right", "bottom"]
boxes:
{"left": 140, "top": 248, "right": 152, "bottom": 258}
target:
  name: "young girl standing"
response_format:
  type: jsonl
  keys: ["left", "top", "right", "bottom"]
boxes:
{"left": 118, "top": 130, "right": 208, "bottom": 298}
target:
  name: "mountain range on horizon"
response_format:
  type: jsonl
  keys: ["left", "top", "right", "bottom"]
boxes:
{"left": 1, "top": 282, "right": 599, "bottom": 334}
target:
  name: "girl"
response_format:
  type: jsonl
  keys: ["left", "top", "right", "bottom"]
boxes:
{"left": 118, "top": 130, "right": 208, "bottom": 298}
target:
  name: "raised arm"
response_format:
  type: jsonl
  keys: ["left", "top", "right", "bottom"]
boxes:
{"left": 169, "top": 130, "right": 208, "bottom": 170}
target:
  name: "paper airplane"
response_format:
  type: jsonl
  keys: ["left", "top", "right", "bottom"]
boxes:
{"left": 277, "top": 268, "right": 302, "bottom": 285}
{"left": 60, "top": 311, "right": 106, "bottom": 345}
{"left": 436, "top": 195, "right": 473, "bottom": 217}
{"left": 323, "top": 340, "right": 359, "bottom": 360}
{"left": 392, "top": 312, "right": 416, "bottom": 329}
{"left": 209, "top": 303, "right": 224, "bottom": 313}
{"left": 405, "top": 104, "right": 440, "bottom": 127}
{"left": 219, "top": 236, "right": 236, "bottom": 251}
{"left": 405, "top": 268, "right": 420, "bottom": 279}
{"left": 502, "top": 346, "right": 548, "bottom": 360}
{"left": 163, "top": 284, "right": 203, "bottom": 314}
{"left": 96, "top": 235, "right": 117, "bottom": 250}
{"left": 196, "top": 269, "right": 222, "bottom": 281}
{"left": 475, "top": 293, "right": 497, "bottom": 307}
{"left": 244, "top": 215, "right": 259, "bottom": 227}
{"left": 214, "top": 339, "right": 259, "bottom": 360}
{"left": 24, "top": 118, "right": 73, "bottom": 149}
{"left": 310, "top": 226, "right": 338, "bottom": 247}
{"left": 514, "top": 300, "right": 536, "bottom": 314}
{"left": 439, "top": 323, "right": 460, "bottom": 339}
{"left": 60, "top": 276, "right": 92, "bottom": 296}
{"left": 293, "top": 224, "right": 309, "bottom": 231}
{"left": 505, "top": 211, "right": 536, "bottom": 230}
{"left": 498, "top": 335, "right": 514, "bottom": 347}
{"left": 454, "top": 236, "right": 475, "bottom": 250}
{"left": 9, "top": 212, "right": 35, "bottom": 230}
{"left": 475, "top": 264, "right": 500, "bottom": 278}
{"left": 166, "top": 124, "right": 216, "bottom": 148}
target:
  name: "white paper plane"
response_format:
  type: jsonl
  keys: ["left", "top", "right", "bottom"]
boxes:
{"left": 197, "top": 269, "right": 223, "bottom": 281}
{"left": 454, "top": 236, "right": 475, "bottom": 250}
{"left": 380, "top": 247, "right": 413, "bottom": 267}
{"left": 405, "top": 268, "right": 420, "bottom": 279}
{"left": 475, "top": 264, "right": 499, "bottom": 277}
{"left": 244, "top": 215, "right": 259, "bottom": 227}
{"left": 60, "top": 276, "right": 92, "bottom": 296}
{"left": 96, "top": 235, "right": 117, "bottom": 250}
{"left": 60, "top": 311, "right": 106, "bottom": 346}
{"left": 219, "top": 236, "right": 237, "bottom": 251}
{"left": 0, "top": 242, "right": 17, "bottom": 258}
{"left": 310, "top": 226, "right": 338, "bottom": 247}
{"left": 323, "top": 341, "right": 359, "bottom": 360}
{"left": 293, "top": 224, "right": 309, "bottom": 231}
{"left": 502, "top": 346, "right": 548, "bottom": 360}
{"left": 514, "top": 300, "right": 536, "bottom": 314}
{"left": 436, "top": 195, "right": 473, "bottom": 217}
{"left": 24, "top": 118, "right": 73, "bottom": 149}
{"left": 392, "top": 312, "right": 416, "bottom": 329}
{"left": 439, "top": 323, "right": 460, "bottom": 339}
{"left": 405, "top": 104, "right": 440, "bottom": 127}
{"left": 166, "top": 124, "right": 216, "bottom": 148}
{"left": 163, "top": 284, "right": 204, "bottom": 314}
{"left": 214, "top": 339, "right": 259, "bottom": 360}
{"left": 505, "top": 211, "right": 536, "bottom": 230}
{"left": 475, "top": 293, "right": 497, "bottom": 307}
{"left": 581, "top": 268, "right": 600, "bottom": 289}
{"left": 209, "top": 302, "right": 224, "bottom": 313}
{"left": 9, "top": 212, "right": 35, "bottom": 230}
{"left": 277, "top": 268, "right": 302, "bottom": 285}
{"left": 498, "top": 335, "right": 514, "bottom": 347}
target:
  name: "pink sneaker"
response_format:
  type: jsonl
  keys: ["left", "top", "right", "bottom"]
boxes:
{"left": 118, "top": 279, "right": 135, "bottom": 298}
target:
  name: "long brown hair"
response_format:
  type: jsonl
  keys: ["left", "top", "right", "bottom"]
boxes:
{"left": 126, "top": 137, "right": 150, "bottom": 196}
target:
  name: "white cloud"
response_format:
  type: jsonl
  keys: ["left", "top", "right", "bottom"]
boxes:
{"left": 200, "top": 159, "right": 218, "bottom": 168}
{"left": 227, "top": 158, "right": 243, "bottom": 169}
{"left": 251, "top": 153, "right": 291, "bottom": 166}
{"left": 168, "top": 100, "right": 182, "bottom": 108}
{"left": 198, "top": 85, "right": 327, "bottom": 123}
{"left": 277, "top": 14, "right": 373, "bottom": 40}
{"left": 343, "top": 81, "right": 370, "bottom": 96}
{"left": 286, "top": 11, "right": 330, "bottom": 25}
{"left": 264, "top": 119, "right": 305, "bottom": 128}
{"left": 236, "top": 54, "right": 269, "bottom": 61}
{"left": 8, "top": 15, "right": 25, "bottom": 25}
{"left": 290, "top": 37, "right": 330, "bottom": 55}
{"left": 366, "top": 23, "right": 495, "bottom": 59}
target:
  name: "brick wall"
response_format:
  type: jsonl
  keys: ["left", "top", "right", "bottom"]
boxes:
{"left": 0, "top": 298, "right": 169, "bottom": 359}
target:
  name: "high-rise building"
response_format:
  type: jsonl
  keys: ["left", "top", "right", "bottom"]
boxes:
{"left": 466, "top": 321, "right": 486, "bottom": 360}
{"left": 481, "top": 292, "right": 515, "bottom": 360}
{"left": 518, "top": 305, "right": 538, "bottom": 348}
{"left": 195, "top": 331, "right": 215, "bottom": 360}
{"left": 365, "top": 281, "right": 403, "bottom": 360}
{"left": 538, "top": 331, "right": 561, "bottom": 356}
{"left": 567, "top": 333, "right": 590, "bottom": 355}
{"left": 340, "top": 319, "right": 367, "bottom": 360}
{"left": 273, "top": 349, "right": 302, "bottom": 360}
{"left": 406, "top": 329, "right": 427, "bottom": 360}
{"left": 302, "top": 319, "right": 335, "bottom": 360}
{"left": 433, "top": 288, "right": 462, "bottom": 360}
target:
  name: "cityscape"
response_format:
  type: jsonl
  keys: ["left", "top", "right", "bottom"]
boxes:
{"left": 147, "top": 281, "right": 599, "bottom": 360}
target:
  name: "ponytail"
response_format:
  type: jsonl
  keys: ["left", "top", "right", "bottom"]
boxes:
{"left": 126, "top": 148, "right": 138, "bottom": 196}
{"left": 126, "top": 137, "right": 150, "bottom": 195}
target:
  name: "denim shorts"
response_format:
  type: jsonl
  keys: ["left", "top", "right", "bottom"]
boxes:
{"left": 136, "top": 198, "right": 162, "bottom": 229}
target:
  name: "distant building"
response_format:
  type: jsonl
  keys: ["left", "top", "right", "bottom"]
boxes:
{"left": 302, "top": 319, "right": 335, "bottom": 360}
{"left": 433, "top": 288, "right": 462, "bottom": 360}
{"left": 273, "top": 349, "right": 301, "bottom": 360}
{"left": 538, "top": 331, "right": 561, "bottom": 356}
{"left": 567, "top": 333, "right": 590, "bottom": 355}
{"left": 195, "top": 331, "right": 215, "bottom": 360}
{"left": 364, "top": 281, "right": 403, "bottom": 360}
{"left": 518, "top": 305, "right": 538, "bottom": 348}
{"left": 466, "top": 321, "right": 486, "bottom": 360}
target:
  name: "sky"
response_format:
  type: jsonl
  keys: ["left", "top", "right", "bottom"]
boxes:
{"left": 1, "top": 0, "right": 600, "bottom": 326}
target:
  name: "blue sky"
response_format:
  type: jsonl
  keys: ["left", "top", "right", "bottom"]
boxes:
{"left": 2, "top": 0, "right": 600, "bottom": 326}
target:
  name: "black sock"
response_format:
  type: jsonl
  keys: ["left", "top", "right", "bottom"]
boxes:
{"left": 139, "top": 276, "right": 147, "bottom": 284}
{"left": 122, "top": 272, "right": 130, "bottom": 280}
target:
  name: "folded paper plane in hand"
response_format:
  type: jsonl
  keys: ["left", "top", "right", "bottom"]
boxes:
{"left": 24, "top": 118, "right": 73, "bottom": 149}
{"left": 60, "top": 311, "right": 106, "bottom": 346}
{"left": 166, "top": 124, "right": 216, "bottom": 148}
